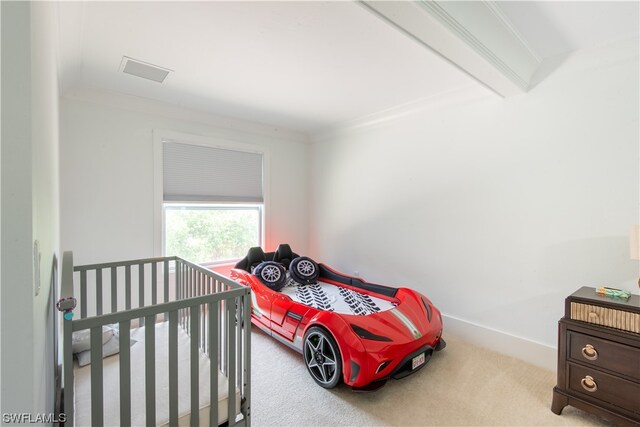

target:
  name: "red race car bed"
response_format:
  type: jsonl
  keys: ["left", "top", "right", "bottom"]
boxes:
{"left": 229, "top": 244, "right": 446, "bottom": 391}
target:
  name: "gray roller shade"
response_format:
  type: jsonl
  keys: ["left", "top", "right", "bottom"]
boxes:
{"left": 163, "top": 141, "right": 263, "bottom": 203}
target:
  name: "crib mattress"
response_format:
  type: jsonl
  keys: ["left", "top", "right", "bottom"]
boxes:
{"left": 281, "top": 279, "right": 396, "bottom": 315}
{"left": 74, "top": 322, "right": 241, "bottom": 427}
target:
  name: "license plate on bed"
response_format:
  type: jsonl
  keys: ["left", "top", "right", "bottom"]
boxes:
{"left": 412, "top": 352, "right": 426, "bottom": 370}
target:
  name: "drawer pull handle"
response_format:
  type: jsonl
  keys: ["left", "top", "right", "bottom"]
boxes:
{"left": 580, "top": 375, "right": 598, "bottom": 393}
{"left": 581, "top": 344, "right": 598, "bottom": 361}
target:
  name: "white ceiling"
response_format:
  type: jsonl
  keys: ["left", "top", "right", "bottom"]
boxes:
{"left": 57, "top": 1, "right": 639, "bottom": 135}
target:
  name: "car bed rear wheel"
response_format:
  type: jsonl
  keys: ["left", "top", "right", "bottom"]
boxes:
{"left": 254, "top": 261, "right": 286, "bottom": 291}
{"left": 289, "top": 256, "right": 319, "bottom": 285}
{"left": 303, "top": 327, "right": 342, "bottom": 388}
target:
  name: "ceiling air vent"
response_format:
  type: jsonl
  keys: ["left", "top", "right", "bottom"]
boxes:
{"left": 119, "top": 56, "right": 172, "bottom": 83}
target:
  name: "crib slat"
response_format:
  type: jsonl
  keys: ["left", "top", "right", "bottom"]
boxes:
{"left": 151, "top": 262, "right": 157, "bottom": 305}
{"left": 204, "top": 275, "right": 208, "bottom": 337}
{"left": 111, "top": 266, "right": 117, "bottom": 313}
{"left": 80, "top": 270, "right": 87, "bottom": 318}
{"left": 209, "top": 302, "right": 219, "bottom": 426}
{"left": 139, "top": 264, "right": 145, "bottom": 327}
{"left": 201, "top": 303, "right": 205, "bottom": 352}
{"left": 164, "top": 260, "right": 169, "bottom": 302}
{"left": 185, "top": 267, "right": 190, "bottom": 331}
{"left": 119, "top": 320, "right": 131, "bottom": 426}
{"left": 174, "top": 260, "right": 179, "bottom": 298}
{"left": 151, "top": 262, "right": 158, "bottom": 324}
{"left": 196, "top": 271, "right": 200, "bottom": 297}
{"left": 227, "top": 299, "right": 236, "bottom": 425}
{"left": 164, "top": 260, "right": 170, "bottom": 321}
{"left": 190, "top": 306, "right": 200, "bottom": 426}
{"left": 183, "top": 267, "right": 188, "bottom": 329}
{"left": 96, "top": 268, "right": 103, "bottom": 316}
{"left": 145, "top": 315, "right": 156, "bottom": 426}
{"left": 209, "top": 276, "right": 214, "bottom": 355}
{"left": 181, "top": 264, "right": 185, "bottom": 329}
{"left": 236, "top": 295, "right": 242, "bottom": 385}
{"left": 184, "top": 264, "right": 188, "bottom": 329}
{"left": 176, "top": 263, "right": 181, "bottom": 322}
{"left": 196, "top": 272, "right": 200, "bottom": 346}
{"left": 90, "top": 327, "right": 104, "bottom": 426}
{"left": 168, "top": 311, "right": 179, "bottom": 426}
{"left": 201, "top": 273, "right": 206, "bottom": 350}
{"left": 189, "top": 268, "right": 194, "bottom": 334}
{"left": 191, "top": 268, "right": 195, "bottom": 299}
{"left": 218, "top": 294, "right": 223, "bottom": 374}
{"left": 125, "top": 265, "right": 132, "bottom": 310}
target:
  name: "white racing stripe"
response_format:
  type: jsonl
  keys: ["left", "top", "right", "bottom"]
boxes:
{"left": 390, "top": 308, "right": 422, "bottom": 339}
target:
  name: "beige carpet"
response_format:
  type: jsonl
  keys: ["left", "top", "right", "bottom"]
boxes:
{"left": 250, "top": 329, "right": 613, "bottom": 426}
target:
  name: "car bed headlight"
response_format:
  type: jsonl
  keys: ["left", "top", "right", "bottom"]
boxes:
{"left": 350, "top": 324, "right": 392, "bottom": 342}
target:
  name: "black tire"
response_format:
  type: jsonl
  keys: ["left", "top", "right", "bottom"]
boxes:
{"left": 289, "top": 256, "right": 319, "bottom": 285}
{"left": 253, "top": 261, "right": 287, "bottom": 291}
{"left": 303, "top": 327, "right": 342, "bottom": 388}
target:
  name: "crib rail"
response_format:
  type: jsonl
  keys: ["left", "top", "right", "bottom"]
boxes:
{"left": 60, "top": 251, "right": 251, "bottom": 427}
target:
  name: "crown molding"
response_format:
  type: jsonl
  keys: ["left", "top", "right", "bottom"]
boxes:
{"left": 359, "top": 1, "right": 542, "bottom": 97}
{"left": 311, "top": 84, "right": 492, "bottom": 142}
{"left": 62, "top": 86, "right": 309, "bottom": 144}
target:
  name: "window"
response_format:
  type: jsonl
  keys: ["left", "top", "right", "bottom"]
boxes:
{"left": 164, "top": 203, "right": 262, "bottom": 265}
{"left": 155, "top": 131, "right": 266, "bottom": 264}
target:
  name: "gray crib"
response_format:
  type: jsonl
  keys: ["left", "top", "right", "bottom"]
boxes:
{"left": 59, "top": 251, "right": 251, "bottom": 426}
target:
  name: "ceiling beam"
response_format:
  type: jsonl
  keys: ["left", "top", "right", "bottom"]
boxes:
{"left": 359, "top": 1, "right": 542, "bottom": 97}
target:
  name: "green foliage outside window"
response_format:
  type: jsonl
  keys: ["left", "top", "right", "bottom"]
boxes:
{"left": 165, "top": 206, "right": 260, "bottom": 264}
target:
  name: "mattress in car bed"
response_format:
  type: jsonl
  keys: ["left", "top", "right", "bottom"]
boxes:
{"left": 281, "top": 278, "right": 396, "bottom": 315}
{"left": 74, "top": 321, "right": 241, "bottom": 427}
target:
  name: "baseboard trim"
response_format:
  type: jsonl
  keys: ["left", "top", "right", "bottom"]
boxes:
{"left": 442, "top": 314, "right": 557, "bottom": 372}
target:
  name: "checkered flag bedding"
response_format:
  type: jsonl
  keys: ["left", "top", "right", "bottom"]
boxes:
{"left": 281, "top": 276, "right": 395, "bottom": 315}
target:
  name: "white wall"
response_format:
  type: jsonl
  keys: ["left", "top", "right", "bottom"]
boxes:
{"left": 309, "top": 39, "right": 639, "bottom": 369}
{"left": 60, "top": 92, "right": 310, "bottom": 266}
{"left": 1, "top": 1, "right": 60, "bottom": 417}
{"left": 31, "top": 2, "right": 61, "bottom": 415}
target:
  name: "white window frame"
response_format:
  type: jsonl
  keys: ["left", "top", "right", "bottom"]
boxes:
{"left": 153, "top": 129, "right": 270, "bottom": 263}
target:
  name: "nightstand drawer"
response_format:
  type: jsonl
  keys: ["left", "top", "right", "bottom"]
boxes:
{"left": 570, "top": 302, "right": 640, "bottom": 334}
{"left": 568, "top": 331, "right": 640, "bottom": 381}
{"left": 568, "top": 363, "right": 640, "bottom": 414}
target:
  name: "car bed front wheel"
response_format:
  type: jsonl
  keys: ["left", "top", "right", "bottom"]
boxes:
{"left": 303, "top": 327, "right": 342, "bottom": 388}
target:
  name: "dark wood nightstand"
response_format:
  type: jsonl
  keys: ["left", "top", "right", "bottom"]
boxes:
{"left": 552, "top": 287, "right": 640, "bottom": 426}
